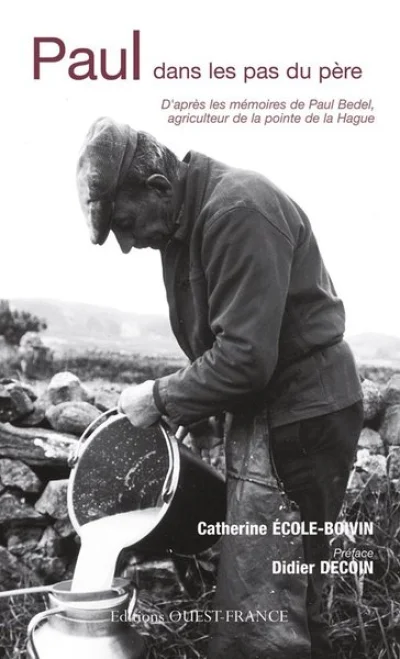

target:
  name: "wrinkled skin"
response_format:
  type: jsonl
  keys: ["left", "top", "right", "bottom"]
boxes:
{"left": 111, "top": 175, "right": 175, "bottom": 253}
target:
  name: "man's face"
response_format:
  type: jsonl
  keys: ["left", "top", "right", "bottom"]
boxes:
{"left": 111, "top": 184, "right": 172, "bottom": 254}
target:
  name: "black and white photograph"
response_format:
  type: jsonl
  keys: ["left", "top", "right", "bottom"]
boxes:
{"left": 1, "top": 2, "right": 399, "bottom": 658}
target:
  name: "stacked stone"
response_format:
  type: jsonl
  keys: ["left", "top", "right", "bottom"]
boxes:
{"left": 0, "top": 372, "right": 120, "bottom": 590}
{"left": 1, "top": 369, "right": 400, "bottom": 595}
{"left": 349, "top": 375, "right": 400, "bottom": 492}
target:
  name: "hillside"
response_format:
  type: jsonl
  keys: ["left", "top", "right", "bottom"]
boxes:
{"left": 9, "top": 299, "right": 400, "bottom": 366}
{"left": 10, "top": 298, "right": 180, "bottom": 355}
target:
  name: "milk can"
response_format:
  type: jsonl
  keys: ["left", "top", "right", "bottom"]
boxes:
{"left": 26, "top": 578, "right": 145, "bottom": 659}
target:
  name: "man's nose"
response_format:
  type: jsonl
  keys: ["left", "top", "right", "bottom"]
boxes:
{"left": 115, "top": 233, "right": 135, "bottom": 254}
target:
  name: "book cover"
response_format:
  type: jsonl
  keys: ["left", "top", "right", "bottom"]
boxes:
{"left": 1, "top": 1, "right": 399, "bottom": 658}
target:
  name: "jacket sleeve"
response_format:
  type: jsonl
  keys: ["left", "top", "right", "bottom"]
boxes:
{"left": 154, "top": 208, "right": 294, "bottom": 426}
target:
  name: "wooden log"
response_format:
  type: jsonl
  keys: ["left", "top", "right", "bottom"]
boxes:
{"left": 0, "top": 422, "right": 77, "bottom": 467}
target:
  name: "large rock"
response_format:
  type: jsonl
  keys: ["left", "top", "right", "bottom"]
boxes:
{"left": 0, "top": 423, "right": 77, "bottom": 466}
{"left": 362, "top": 379, "right": 383, "bottom": 422}
{"left": 26, "top": 552, "right": 68, "bottom": 582}
{"left": 35, "top": 479, "right": 69, "bottom": 519}
{"left": 387, "top": 447, "right": 400, "bottom": 480}
{"left": 22, "top": 527, "right": 68, "bottom": 581}
{"left": 11, "top": 398, "right": 48, "bottom": 427}
{"left": 3, "top": 380, "right": 47, "bottom": 427}
{"left": 6, "top": 382, "right": 34, "bottom": 419}
{"left": 19, "top": 382, "right": 38, "bottom": 402}
{"left": 0, "top": 378, "right": 37, "bottom": 402}
{"left": 0, "top": 546, "right": 29, "bottom": 590}
{"left": 380, "top": 405, "right": 400, "bottom": 447}
{"left": 0, "top": 458, "right": 42, "bottom": 493}
{"left": 47, "top": 371, "right": 92, "bottom": 406}
{"left": 6, "top": 526, "right": 43, "bottom": 556}
{"left": 0, "top": 381, "right": 35, "bottom": 423}
{"left": 0, "top": 492, "right": 44, "bottom": 524}
{"left": 46, "top": 401, "right": 100, "bottom": 435}
{"left": 383, "top": 375, "right": 400, "bottom": 407}
{"left": 348, "top": 450, "right": 387, "bottom": 491}
{"left": 357, "top": 428, "right": 385, "bottom": 455}
{"left": 54, "top": 517, "right": 76, "bottom": 538}
{"left": 37, "top": 526, "right": 62, "bottom": 557}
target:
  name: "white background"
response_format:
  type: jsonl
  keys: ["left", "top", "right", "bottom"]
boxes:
{"left": 1, "top": 0, "right": 399, "bottom": 337}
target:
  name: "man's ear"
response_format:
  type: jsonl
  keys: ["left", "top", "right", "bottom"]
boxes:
{"left": 145, "top": 174, "right": 173, "bottom": 197}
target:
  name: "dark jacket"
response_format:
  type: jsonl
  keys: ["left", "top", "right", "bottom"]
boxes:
{"left": 154, "top": 151, "right": 362, "bottom": 427}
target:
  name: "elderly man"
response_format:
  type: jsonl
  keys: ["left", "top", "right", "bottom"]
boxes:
{"left": 77, "top": 117, "right": 363, "bottom": 659}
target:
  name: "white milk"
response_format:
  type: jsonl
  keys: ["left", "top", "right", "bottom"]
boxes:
{"left": 71, "top": 507, "right": 161, "bottom": 593}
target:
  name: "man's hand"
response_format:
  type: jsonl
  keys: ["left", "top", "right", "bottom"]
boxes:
{"left": 185, "top": 417, "right": 224, "bottom": 468}
{"left": 118, "top": 380, "right": 161, "bottom": 428}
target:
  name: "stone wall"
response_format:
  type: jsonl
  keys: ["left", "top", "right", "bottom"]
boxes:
{"left": 352, "top": 376, "right": 400, "bottom": 489}
{"left": 0, "top": 371, "right": 399, "bottom": 593}
{"left": 0, "top": 372, "right": 119, "bottom": 589}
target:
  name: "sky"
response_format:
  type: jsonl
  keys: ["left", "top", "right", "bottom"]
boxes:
{"left": 1, "top": 0, "right": 399, "bottom": 337}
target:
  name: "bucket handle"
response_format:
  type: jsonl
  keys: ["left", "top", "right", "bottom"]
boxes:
{"left": 159, "top": 424, "right": 175, "bottom": 503}
{"left": 27, "top": 606, "right": 64, "bottom": 659}
{"left": 68, "top": 407, "right": 119, "bottom": 467}
{"left": 127, "top": 586, "right": 138, "bottom": 623}
{"left": 158, "top": 422, "right": 188, "bottom": 502}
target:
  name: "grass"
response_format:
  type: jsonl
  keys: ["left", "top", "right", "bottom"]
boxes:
{"left": 136, "top": 589, "right": 214, "bottom": 659}
{"left": 325, "top": 483, "right": 400, "bottom": 659}
{"left": 0, "top": 593, "right": 45, "bottom": 658}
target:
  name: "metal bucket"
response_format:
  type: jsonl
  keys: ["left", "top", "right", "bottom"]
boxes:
{"left": 68, "top": 411, "right": 226, "bottom": 555}
{"left": 26, "top": 578, "right": 145, "bottom": 659}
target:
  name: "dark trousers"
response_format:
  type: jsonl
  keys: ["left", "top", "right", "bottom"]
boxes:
{"left": 270, "top": 401, "right": 364, "bottom": 659}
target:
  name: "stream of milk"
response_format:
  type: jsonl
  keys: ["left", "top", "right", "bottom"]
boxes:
{"left": 71, "top": 508, "right": 161, "bottom": 592}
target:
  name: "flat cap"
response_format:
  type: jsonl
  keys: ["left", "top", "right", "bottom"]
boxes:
{"left": 77, "top": 117, "right": 138, "bottom": 245}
